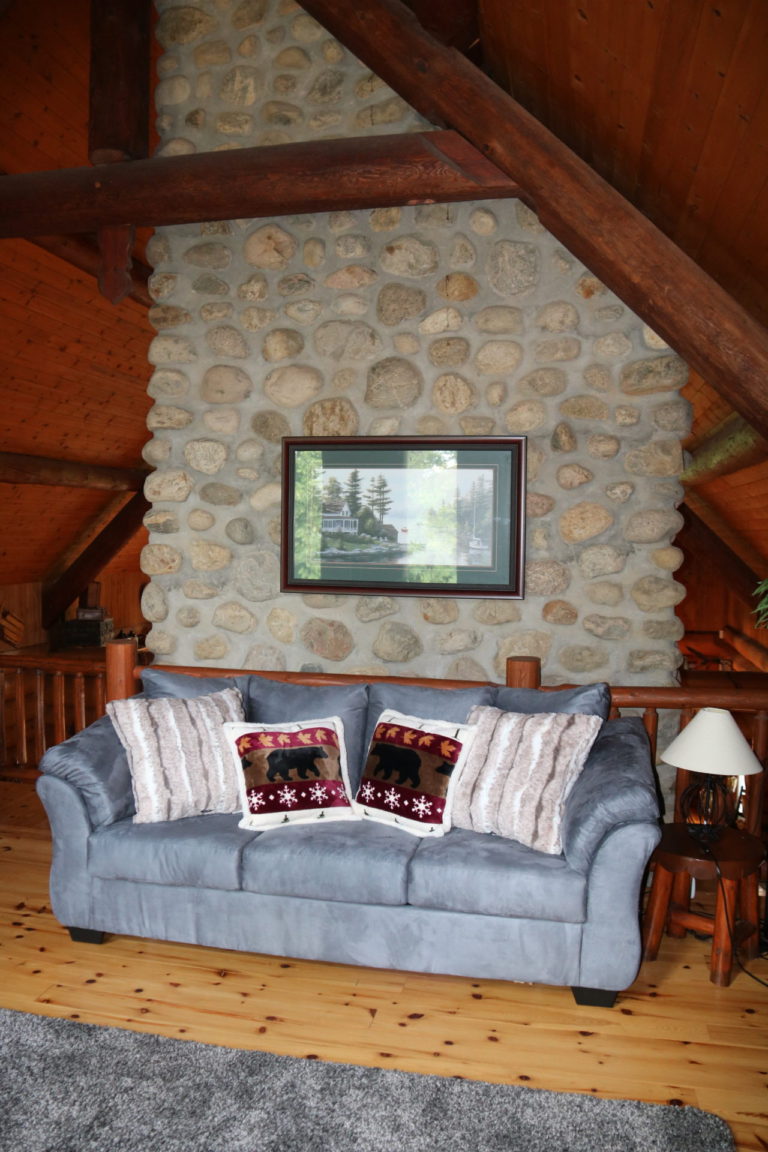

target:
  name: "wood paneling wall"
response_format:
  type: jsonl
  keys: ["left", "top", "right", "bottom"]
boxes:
{"left": 0, "top": 584, "right": 45, "bottom": 652}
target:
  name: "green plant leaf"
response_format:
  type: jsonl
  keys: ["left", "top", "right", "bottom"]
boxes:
{"left": 753, "top": 578, "right": 768, "bottom": 628}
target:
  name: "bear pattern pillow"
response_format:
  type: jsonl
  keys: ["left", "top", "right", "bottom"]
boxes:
{"left": 106, "top": 687, "right": 245, "bottom": 824}
{"left": 451, "top": 705, "right": 603, "bottom": 854}
{"left": 354, "top": 710, "right": 476, "bottom": 837}
{"left": 224, "top": 716, "right": 357, "bottom": 830}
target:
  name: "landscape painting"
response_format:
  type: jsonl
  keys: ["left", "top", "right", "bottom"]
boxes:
{"left": 281, "top": 437, "right": 526, "bottom": 597}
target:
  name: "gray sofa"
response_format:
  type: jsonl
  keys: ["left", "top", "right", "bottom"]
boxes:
{"left": 36, "top": 668, "right": 661, "bottom": 1008}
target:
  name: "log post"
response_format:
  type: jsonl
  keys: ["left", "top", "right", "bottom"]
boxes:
{"left": 88, "top": 0, "right": 150, "bottom": 164}
{"left": 89, "top": 0, "right": 151, "bottom": 303}
{"left": 105, "top": 638, "right": 139, "bottom": 703}
{"left": 505, "top": 656, "right": 542, "bottom": 689}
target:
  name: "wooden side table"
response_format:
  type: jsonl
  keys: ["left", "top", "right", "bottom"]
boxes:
{"left": 642, "top": 823, "right": 765, "bottom": 987}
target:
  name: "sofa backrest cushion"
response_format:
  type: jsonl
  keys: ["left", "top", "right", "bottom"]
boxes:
{"left": 38, "top": 714, "right": 135, "bottom": 828}
{"left": 142, "top": 667, "right": 253, "bottom": 702}
{"left": 494, "top": 682, "right": 610, "bottom": 720}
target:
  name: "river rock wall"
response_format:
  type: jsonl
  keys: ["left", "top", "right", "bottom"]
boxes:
{"left": 141, "top": 0, "right": 690, "bottom": 685}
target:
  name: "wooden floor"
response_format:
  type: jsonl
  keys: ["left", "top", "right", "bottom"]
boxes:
{"left": 1, "top": 779, "right": 766, "bottom": 1151}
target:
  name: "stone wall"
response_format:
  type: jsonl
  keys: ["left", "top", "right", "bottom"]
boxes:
{"left": 141, "top": 0, "right": 690, "bottom": 685}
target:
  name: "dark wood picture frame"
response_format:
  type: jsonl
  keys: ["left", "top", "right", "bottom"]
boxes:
{"left": 281, "top": 436, "right": 526, "bottom": 598}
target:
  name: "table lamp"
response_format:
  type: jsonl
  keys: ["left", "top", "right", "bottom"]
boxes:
{"left": 661, "top": 707, "right": 763, "bottom": 841}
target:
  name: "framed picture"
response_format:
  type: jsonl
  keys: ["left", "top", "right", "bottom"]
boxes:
{"left": 281, "top": 436, "right": 526, "bottom": 598}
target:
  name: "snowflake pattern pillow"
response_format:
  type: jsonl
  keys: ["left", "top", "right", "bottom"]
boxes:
{"left": 354, "top": 710, "right": 477, "bottom": 837}
{"left": 223, "top": 716, "right": 357, "bottom": 830}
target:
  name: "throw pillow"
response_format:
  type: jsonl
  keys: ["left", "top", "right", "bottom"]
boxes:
{"left": 223, "top": 716, "right": 357, "bottom": 831}
{"left": 451, "top": 705, "right": 603, "bottom": 854}
{"left": 106, "top": 687, "right": 245, "bottom": 824}
{"left": 363, "top": 682, "right": 495, "bottom": 756}
{"left": 247, "top": 679, "right": 369, "bottom": 791}
{"left": 354, "top": 709, "right": 477, "bottom": 838}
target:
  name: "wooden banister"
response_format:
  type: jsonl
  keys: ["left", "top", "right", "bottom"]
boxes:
{"left": 0, "top": 648, "right": 110, "bottom": 778}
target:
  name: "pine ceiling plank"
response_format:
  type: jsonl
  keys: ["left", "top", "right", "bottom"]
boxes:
{"left": 673, "top": 0, "right": 768, "bottom": 254}
{"left": 609, "top": 0, "right": 665, "bottom": 192}
{"left": 569, "top": 0, "right": 624, "bottom": 177}
{"left": 480, "top": 0, "right": 547, "bottom": 118}
{"left": 480, "top": 2, "right": 562, "bottom": 158}
{"left": 0, "top": 485, "right": 111, "bottom": 584}
{"left": 694, "top": 170, "right": 768, "bottom": 322}
{"left": 660, "top": 2, "right": 756, "bottom": 241}
{"left": 540, "top": 1, "right": 574, "bottom": 147}
{"left": 630, "top": 0, "right": 706, "bottom": 225}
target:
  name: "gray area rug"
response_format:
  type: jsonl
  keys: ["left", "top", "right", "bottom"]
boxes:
{"left": 0, "top": 1007, "right": 734, "bottom": 1152}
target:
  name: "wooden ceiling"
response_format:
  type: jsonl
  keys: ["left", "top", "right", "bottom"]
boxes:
{"left": 1, "top": 0, "right": 767, "bottom": 618}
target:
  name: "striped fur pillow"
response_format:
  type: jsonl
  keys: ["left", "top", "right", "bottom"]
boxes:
{"left": 452, "top": 705, "right": 603, "bottom": 854}
{"left": 106, "top": 687, "right": 245, "bottom": 823}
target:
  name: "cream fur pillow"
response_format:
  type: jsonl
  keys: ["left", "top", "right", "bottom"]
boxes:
{"left": 452, "top": 705, "right": 603, "bottom": 854}
{"left": 107, "top": 687, "right": 245, "bottom": 823}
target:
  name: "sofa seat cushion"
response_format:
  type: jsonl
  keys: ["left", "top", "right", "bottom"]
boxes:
{"left": 407, "top": 828, "right": 587, "bottom": 922}
{"left": 89, "top": 814, "right": 257, "bottom": 891}
{"left": 241, "top": 821, "right": 420, "bottom": 906}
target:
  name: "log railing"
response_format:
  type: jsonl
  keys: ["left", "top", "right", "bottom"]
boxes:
{"left": 0, "top": 648, "right": 108, "bottom": 777}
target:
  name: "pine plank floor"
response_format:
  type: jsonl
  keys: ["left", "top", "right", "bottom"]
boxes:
{"left": 1, "top": 780, "right": 766, "bottom": 1151}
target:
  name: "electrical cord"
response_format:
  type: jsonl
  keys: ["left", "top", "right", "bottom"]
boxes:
{"left": 699, "top": 838, "right": 768, "bottom": 990}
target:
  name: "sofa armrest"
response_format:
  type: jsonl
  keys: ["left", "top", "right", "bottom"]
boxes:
{"left": 38, "top": 714, "right": 135, "bottom": 828}
{"left": 562, "top": 716, "right": 660, "bottom": 874}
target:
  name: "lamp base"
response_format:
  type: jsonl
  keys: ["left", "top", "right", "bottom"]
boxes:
{"left": 679, "top": 774, "right": 734, "bottom": 843}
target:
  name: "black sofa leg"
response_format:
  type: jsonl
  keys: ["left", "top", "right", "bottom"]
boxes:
{"left": 67, "top": 927, "right": 106, "bottom": 944}
{"left": 572, "top": 986, "right": 617, "bottom": 1008}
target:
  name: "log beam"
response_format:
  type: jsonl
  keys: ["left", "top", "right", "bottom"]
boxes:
{"left": 682, "top": 413, "right": 768, "bottom": 486}
{"left": 0, "top": 452, "right": 148, "bottom": 492}
{"left": 42, "top": 492, "right": 149, "bottom": 628}
{"left": 89, "top": 0, "right": 150, "bottom": 304}
{"left": 0, "top": 131, "right": 519, "bottom": 235}
{"left": 29, "top": 234, "right": 152, "bottom": 307}
{"left": 298, "top": 0, "right": 768, "bottom": 441}
{"left": 88, "top": 0, "right": 150, "bottom": 164}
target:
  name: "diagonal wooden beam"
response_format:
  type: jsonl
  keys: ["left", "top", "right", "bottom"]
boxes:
{"left": 42, "top": 492, "right": 149, "bottom": 628}
{"left": 298, "top": 0, "right": 768, "bottom": 442}
{"left": 0, "top": 453, "right": 148, "bottom": 491}
{"left": 0, "top": 130, "right": 519, "bottom": 236}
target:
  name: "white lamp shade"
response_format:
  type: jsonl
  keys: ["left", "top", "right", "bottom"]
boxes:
{"left": 661, "top": 707, "right": 764, "bottom": 777}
